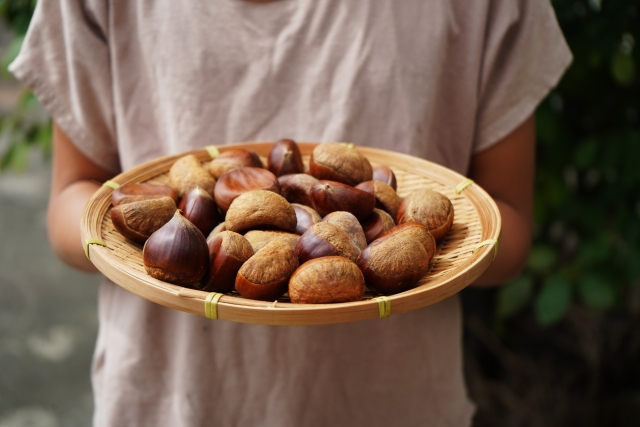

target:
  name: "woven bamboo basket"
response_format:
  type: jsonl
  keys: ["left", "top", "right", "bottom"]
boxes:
{"left": 81, "top": 142, "right": 501, "bottom": 325}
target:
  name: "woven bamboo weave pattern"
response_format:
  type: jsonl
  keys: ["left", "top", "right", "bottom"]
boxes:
{"left": 82, "top": 142, "right": 500, "bottom": 325}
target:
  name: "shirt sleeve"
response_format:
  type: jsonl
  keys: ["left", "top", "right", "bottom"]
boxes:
{"left": 9, "top": 0, "right": 120, "bottom": 173}
{"left": 474, "top": 0, "right": 572, "bottom": 152}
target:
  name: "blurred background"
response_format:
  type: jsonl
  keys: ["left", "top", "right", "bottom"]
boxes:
{"left": 0, "top": 1, "right": 638, "bottom": 426}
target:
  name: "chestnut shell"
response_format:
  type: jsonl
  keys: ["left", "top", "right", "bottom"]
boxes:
{"left": 289, "top": 257, "right": 365, "bottom": 304}
{"left": 357, "top": 233, "right": 431, "bottom": 295}
{"left": 267, "top": 139, "right": 304, "bottom": 176}
{"left": 142, "top": 210, "right": 209, "bottom": 286}
{"left": 214, "top": 167, "right": 280, "bottom": 214}
{"left": 111, "top": 183, "right": 178, "bottom": 206}
{"left": 200, "top": 231, "right": 253, "bottom": 292}
{"left": 178, "top": 187, "right": 220, "bottom": 237}
{"left": 310, "top": 180, "right": 375, "bottom": 221}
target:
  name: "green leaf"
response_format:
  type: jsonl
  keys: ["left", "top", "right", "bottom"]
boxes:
{"left": 610, "top": 53, "right": 636, "bottom": 86}
{"left": 535, "top": 276, "right": 572, "bottom": 325}
{"left": 1, "top": 35, "right": 23, "bottom": 78}
{"left": 578, "top": 276, "right": 615, "bottom": 310}
{"left": 527, "top": 245, "right": 557, "bottom": 272}
{"left": 9, "top": 140, "right": 29, "bottom": 171}
{"left": 576, "top": 237, "right": 610, "bottom": 266}
{"left": 574, "top": 137, "right": 599, "bottom": 169}
{"left": 496, "top": 275, "right": 533, "bottom": 319}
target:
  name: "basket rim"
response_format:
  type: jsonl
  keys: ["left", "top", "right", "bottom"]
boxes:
{"left": 81, "top": 141, "right": 501, "bottom": 325}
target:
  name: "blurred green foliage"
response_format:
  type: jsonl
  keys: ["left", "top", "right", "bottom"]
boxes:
{"left": 498, "top": 0, "right": 640, "bottom": 325}
{"left": 0, "top": 0, "right": 47, "bottom": 172}
{"left": 1, "top": 1, "right": 638, "bottom": 323}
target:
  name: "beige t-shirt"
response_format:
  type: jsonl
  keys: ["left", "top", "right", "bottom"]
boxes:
{"left": 11, "top": 0, "right": 571, "bottom": 426}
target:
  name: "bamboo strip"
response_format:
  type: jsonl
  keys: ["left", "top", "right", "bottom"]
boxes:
{"left": 80, "top": 142, "right": 501, "bottom": 325}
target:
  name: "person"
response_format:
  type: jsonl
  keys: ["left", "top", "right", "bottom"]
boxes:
{"left": 10, "top": 0, "right": 571, "bottom": 425}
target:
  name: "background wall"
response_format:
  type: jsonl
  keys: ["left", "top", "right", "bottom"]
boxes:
{"left": 0, "top": 1, "right": 638, "bottom": 426}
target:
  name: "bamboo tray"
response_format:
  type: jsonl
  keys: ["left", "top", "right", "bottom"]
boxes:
{"left": 81, "top": 142, "right": 501, "bottom": 325}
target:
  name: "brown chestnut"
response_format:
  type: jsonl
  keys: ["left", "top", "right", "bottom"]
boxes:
{"left": 294, "top": 222, "right": 361, "bottom": 263}
{"left": 111, "top": 183, "right": 178, "bottom": 206}
{"left": 110, "top": 196, "right": 176, "bottom": 244}
{"left": 200, "top": 231, "right": 253, "bottom": 292}
{"left": 169, "top": 154, "right": 217, "bottom": 197}
{"left": 309, "top": 142, "right": 373, "bottom": 186}
{"left": 322, "top": 211, "right": 367, "bottom": 250}
{"left": 178, "top": 186, "right": 220, "bottom": 237}
{"left": 142, "top": 210, "right": 209, "bottom": 286}
{"left": 310, "top": 180, "right": 375, "bottom": 221}
{"left": 243, "top": 230, "right": 300, "bottom": 253}
{"left": 207, "top": 222, "right": 227, "bottom": 241}
{"left": 379, "top": 222, "right": 436, "bottom": 260}
{"left": 372, "top": 165, "right": 397, "bottom": 191}
{"left": 267, "top": 139, "right": 304, "bottom": 176}
{"left": 289, "top": 257, "right": 365, "bottom": 304}
{"left": 291, "top": 203, "right": 321, "bottom": 235}
{"left": 360, "top": 208, "right": 396, "bottom": 244}
{"left": 204, "top": 148, "right": 264, "bottom": 179}
{"left": 235, "top": 240, "right": 299, "bottom": 301}
{"left": 396, "top": 189, "right": 454, "bottom": 241}
{"left": 214, "top": 167, "right": 280, "bottom": 214}
{"left": 278, "top": 173, "right": 318, "bottom": 207}
{"left": 356, "top": 233, "right": 431, "bottom": 295}
{"left": 355, "top": 180, "right": 402, "bottom": 219}
{"left": 225, "top": 190, "right": 297, "bottom": 233}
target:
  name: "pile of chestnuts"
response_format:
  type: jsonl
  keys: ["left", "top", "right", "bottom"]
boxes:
{"left": 109, "top": 140, "right": 454, "bottom": 303}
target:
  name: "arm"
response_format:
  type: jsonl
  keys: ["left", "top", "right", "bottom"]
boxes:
{"left": 48, "top": 122, "right": 115, "bottom": 273}
{"left": 469, "top": 114, "right": 535, "bottom": 286}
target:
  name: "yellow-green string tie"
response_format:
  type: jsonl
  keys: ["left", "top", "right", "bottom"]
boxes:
{"left": 473, "top": 238, "right": 499, "bottom": 259}
{"left": 204, "top": 145, "right": 220, "bottom": 159}
{"left": 103, "top": 180, "right": 120, "bottom": 190}
{"left": 84, "top": 238, "right": 107, "bottom": 260}
{"left": 455, "top": 178, "right": 474, "bottom": 194}
{"left": 373, "top": 296, "right": 391, "bottom": 318}
{"left": 205, "top": 292, "right": 224, "bottom": 320}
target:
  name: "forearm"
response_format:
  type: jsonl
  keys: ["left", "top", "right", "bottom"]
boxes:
{"left": 472, "top": 198, "right": 531, "bottom": 286}
{"left": 48, "top": 180, "right": 102, "bottom": 272}
{"left": 468, "top": 115, "right": 535, "bottom": 287}
{"left": 48, "top": 122, "right": 115, "bottom": 273}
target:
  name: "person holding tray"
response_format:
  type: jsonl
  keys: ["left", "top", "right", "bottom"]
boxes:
{"left": 10, "top": 1, "right": 571, "bottom": 426}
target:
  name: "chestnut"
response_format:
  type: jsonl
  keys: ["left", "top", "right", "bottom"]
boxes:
{"left": 111, "top": 183, "right": 178, "bottom": 206}
{"left": 294, "top": 222, "right": 361, "bottom": 264}
{"left": 235, "top": 240, "right": 299, "bottom": 301}
{"left": 267, "top": 139, "right": 304, "bottom": 176}
{"left": 396, "top": 189, "right": 454, "bottom": 241}
{"left": 214, "top": 167, "right": 280, "bottom": 214}
{"left": 310, "top": 180, "right": 375, "bottom": 221}
{"left": 169, "top": 154, "right": 217, "bottom": 197}
{"left": 309, "top": 142, "right": 373, "bottom": 186}
{"left": 142, "top": 210, "right": 209, "bottom": 286}
{"left": 360, "top": 208, "right": 396, "bottom": 244}
{"left": 356, "top": 233, "right": 431, "bottom": 295}
{"left": 291, "top": 203, "right": 321, "bottom": 235}
{"left": 355, "top": 180, "right": 402, "bottom": 219}
{"left": 379, "top": 222, "right": 436, "bottom": 260}
{"left": 204, "top": 148, "right": 264, "bottom": 179}
{"left": 207, "top": 222, "right": 227, "bottom": 241}
{"left": 110, "top": 196, "right": 176, "bottom": 244}
{"left": 200, "top": 231, "right": 253, "bottom": 292}
{"left": 243, "top": 230, "right": 300, "bottom": 253}
{"left": 278, "top": 173, "right": 318, "bottom": 207}
{"left": 225, "top": 190, "right": 297, "bottom": 233}
{"left": 321, "top": 211, "right": 367, "bottom": 250}
{"left": 289, "top": 257, "right": 365, "bottom": 304}
{"left": 372, "top": 165, "right": 397, "bottom": 191}
{"left": 178, "top": 186, "right": 220, "bottom": 237}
